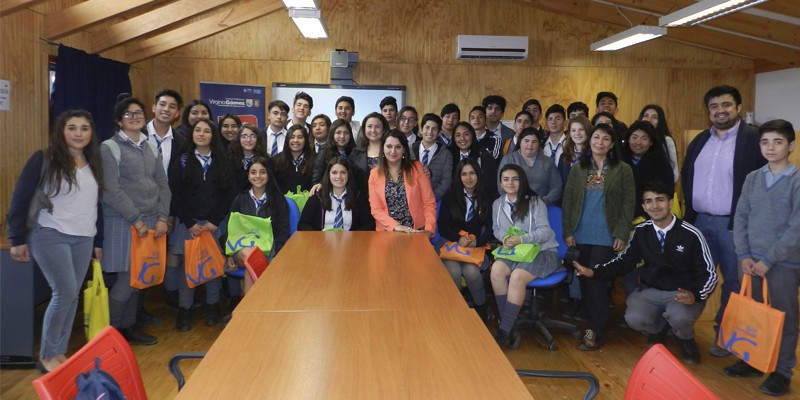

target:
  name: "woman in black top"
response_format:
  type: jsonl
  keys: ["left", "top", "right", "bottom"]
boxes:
{"left": 274, "top": 124, "right": 315, "bottom": 194}
{"left": 437, "top": 159, "right": 492, "bottom": 317}
{"left": 174, "top": 99, "right": 213, "bottom": 138}
{"left": 298, "top": 157, "right": 374, "bottom": 231}
{"left": 451, "top": 121, "right": 498, "bottom": 200}
{"left": 169, "top": 118, "right": 235, "bottom": 331}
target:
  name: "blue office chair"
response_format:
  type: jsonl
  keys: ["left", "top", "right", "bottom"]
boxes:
{"left": 285, "top": 196, "right": 300, "bottom": 236}
{"left": 515, "top": 205, "right": 578, "bottom": 350}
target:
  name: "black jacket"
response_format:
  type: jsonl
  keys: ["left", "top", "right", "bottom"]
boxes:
{"left": 297, "top": 191, "right": 375, "bottom": 231}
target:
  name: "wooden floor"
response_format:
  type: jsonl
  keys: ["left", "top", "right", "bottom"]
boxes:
{"left": 2, "top": 284, "right": 797, "bottom": 399}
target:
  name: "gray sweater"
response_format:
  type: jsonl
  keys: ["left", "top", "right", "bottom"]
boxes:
{"left": 497, "top": 150, "right": 562, "bottom": 205}
{"left": 492, "top": 194, "right": 559, "bottom": 253}
{"left": 101, "top": 133, "right": 171, "bottom": 222}
{"left": 734, "top": 166, "right": 800, "bottom": 269}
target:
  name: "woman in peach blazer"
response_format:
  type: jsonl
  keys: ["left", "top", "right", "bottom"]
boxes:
{"left": 368, "top": 130, "right": 437, "bottom": 237}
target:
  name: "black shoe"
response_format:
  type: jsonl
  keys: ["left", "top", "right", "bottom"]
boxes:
{"left": 676, "top": 338, "right": 701, "bottom": 364}
{"left": 136, "top": 308, "right": 161, "bottom": 326}
{"left": 474, "top": 303, "right": 488, "bottom": 321}
{"left": 229, "top": 296, "right": 241, "bottom": 311}
{"left": 647, "top": 326, "right": 669, "bottom": 348}
{"left": 493, "top": 329, "right": 509, "bottom": 347}
{"left": 165, "top": 290, "right": 179, "bottom": 310}
{"left": 508, "top": 329, "right": 522, "bottom": 349}
{"left": 760, "top": 372, "right": 791, "bottom": 396}
{"left": 122, "top": 327, "right": 158, "bottom": 345}
{"left": 723, "top": 360, "right": 764, "bottom": 378}
{"left": 176, "top": 308, "right": 192, "bottom": 332}
{"left": 578, "top": 329, "right": 603, "bottom": 351}
{"left": 204, "top": 303, "right": 221, "bottom": 326}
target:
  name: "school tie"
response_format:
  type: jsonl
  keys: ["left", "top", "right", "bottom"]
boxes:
{"left": 251, "top": 192, "right": 266, "bottom": 209}
{"left": 339, "top": 151, "right": 348, "bottom": 161}
{"left": 333, "top": 195, "right": 344, "bottom": 229}
{"left": 658, "top": 230, "right": 666, "bottom": 252}
{"left": 316, "top": 142, "right": 323, "bottom": 153}
{"left": 465, "top": 194, "right": 476, "bottom": 221}
{"left": 196, "top": 153, "right": 211, "bottom": 176}
{"left": 243, "top": 155, "right": 253, "bottom": 170}
{"left": 460, "top": 153, "right": 469, "bottom": 161}
{"left": 152, "top": 135, "right": 164, "bottom": 155}
{"left": 422, "top": 149, "right": 430, "bottom": 166}
{"left": 271, "top": 133, "right": 280, "bottom": 156}
{"left": 507, "top": 201, "right": 516, "bottom": 214}
{"left": 293, "top": 156, "right": 304, "bottom": 171}
{"left": 547, "top": 142, "right": 561, "bottom": 160}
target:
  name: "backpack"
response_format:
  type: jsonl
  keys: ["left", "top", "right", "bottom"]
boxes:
{"left": 102, "top": 137, "right": 160, "bottom": 175}
{"left": 73, "top": 357, "right": 126, "bottom": 400}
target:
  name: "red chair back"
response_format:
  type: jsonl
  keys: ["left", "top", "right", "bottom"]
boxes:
{"left": 624, "top": 344, "right": 718, "bottom": 400}
{"left": 244, "top": 246, "right": 269, "bottom": 283}
{"left": 32, "top": 326, "right": 146, "bottom": 400}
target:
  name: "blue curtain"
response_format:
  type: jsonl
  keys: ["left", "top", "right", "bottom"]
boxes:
{"left": 49, "top": 45, "right": 131, "bottom": 141}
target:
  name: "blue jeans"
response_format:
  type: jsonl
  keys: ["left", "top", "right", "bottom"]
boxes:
{"left": 694, "top": 213, "right": 736, "bottom": 329}
{"left": 30, "top": 226, "right": 93, "bottom": 359}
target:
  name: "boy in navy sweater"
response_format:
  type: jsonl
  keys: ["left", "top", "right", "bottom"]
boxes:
{"left": 724, "top": 119, "right": 800, "bottom": 397}
{"left": 574, "top": 180, "right": 717, "bottom": 364}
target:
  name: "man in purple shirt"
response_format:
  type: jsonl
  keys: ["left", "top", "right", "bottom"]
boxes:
{"left": 681, "top": 85, "right": 765, "bottom": 357}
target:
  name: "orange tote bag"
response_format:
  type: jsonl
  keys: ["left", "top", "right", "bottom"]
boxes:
{"left": 717, "top": 274, "right": 784, "bottom": 373}
{"left": 129, "top": 227, "right": 167, "bottom": 289}
{"left": 184, "top": 230, "right": 226, "bottom": 289}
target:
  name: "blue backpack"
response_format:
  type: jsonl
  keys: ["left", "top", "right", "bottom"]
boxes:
{"left": 73, "top": 357, "right": 125, "bottom": 400}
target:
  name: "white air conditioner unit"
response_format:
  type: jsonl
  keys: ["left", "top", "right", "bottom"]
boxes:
{"left": 456, "top": 35, "right": 528, "bottom": 60}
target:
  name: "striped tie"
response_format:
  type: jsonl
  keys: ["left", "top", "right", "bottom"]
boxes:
{"left": 465, "top": 194, "right": 475, "bottom": 221}
{"left": 422, "top": 149, "right": 430, "bottom": 166}
{"left": 339, "top": 151, "right": 348, "bottom": 161}
{"left": 196, "top": 153, "right": 211, "bottom": 176}
{"left": 508, "top": 201, "right": 516, "bottom": 214}
{"left": 293, "top": 156, "right": 304, "bottom": 171}
{"left": 461, "top": 153, "right": 468, "bottom": 161}
{"left": 271, "top": 133, "right": 280, "bottom": 156}
{"left": 316, "top": 142, "right": 323, "bottom": 153}
{"left": 658, "top": 230, "right": 666, "bottom": 252}
{"left": 243, "top": 156, "right": 253, "bottom": 170}
{"left": 153, "top": 135, "right": 164, "bottom": 155}
{"left": 333, "top": 195, "right": 344, "bottom": 229}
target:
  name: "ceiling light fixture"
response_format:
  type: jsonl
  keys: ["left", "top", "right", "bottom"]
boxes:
{"left": 658, "top": 0, "right": 770, "bottom": 27}
{"left": 590, "top": 25, "right": 667, "bottom": 51}
{"left": 282, "top": 0, "right": 319, "bottom": 9}
{"left": 288, "top": 8, "right": 328, "bottom": 39}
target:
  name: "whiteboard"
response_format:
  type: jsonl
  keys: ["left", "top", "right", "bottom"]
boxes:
{"left": 271, "top": 83, "right": 406, "bottom": 124}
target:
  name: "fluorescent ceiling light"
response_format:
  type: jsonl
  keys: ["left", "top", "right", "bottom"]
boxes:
{"left": 590, "top": 26, "right": 666, "bottom": 51}
{"left": 282, "top": 0, "right": 318, "bottom": 9}
{"left": 288, "top": 8, "right": 328, "bottom": 39}
{"left": 659, "top": 0, "right": 770, "bottom": 27}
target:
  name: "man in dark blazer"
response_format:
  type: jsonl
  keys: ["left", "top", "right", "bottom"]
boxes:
{"left": 413, "top": 113, "right": 453, "bottom": 200}
{"left": 483, "top": 95, "right": 515, "bottom": 144}
{"left": 681, "top": 85, "right": 766, "bottom": 357}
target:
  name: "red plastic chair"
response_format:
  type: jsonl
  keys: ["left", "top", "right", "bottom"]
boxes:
{"left": 624, "top": 344, "right": 719, "bottom": 400}
{"left": 32, "top": 326, "right": 146, "bottom": 399}
{"left": 244, "top": 245, "right": 269, "bottom": 283}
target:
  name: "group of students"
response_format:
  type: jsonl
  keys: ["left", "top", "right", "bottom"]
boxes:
{"left": 7, "top": 85, "right": 798, "bottom": 397}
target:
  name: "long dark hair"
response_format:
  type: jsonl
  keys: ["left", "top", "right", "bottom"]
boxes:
{"left": 180, "top": 99, "right": 213, "bottom": 130}
{"left": 499, "top": 163, "right": 538, "bottom": 222}
{"left": 46, "top": 110, "right": 103, "bottom": 196}
{"left": 622, "top": 120, "right": 670, "bottom": 166}
{"left": 274, "top": 124, "right": 314, "bottom": 175}
{"left": 319, "top": 157, "right": 357, "bottom": 211}
{"left": 321, "top": 118, "right": 356, "bottom": 161}
{"left": 450, "top": 121, "right": 481, "bottom": 158}
{"left": 227, "top": 123, "right": 268, "bottom": 168}
{"left": 447, "top": 159, "right": 489, "bottom": 226}
{"left": 378, "top": 129, "right": 415, "bottom": 182}
{"left": 358, "top": 112, "right": 389, "bottom": 146}
{"left": 638, "top": 104, "right": 672, "bottom": 136}
{"left": 246, "top": 156, "right": 282, "bottom": 199}
{"left": 579, "top": 124, "right": 620, "bottom": 169}
{"left": 181, "top": 118, "right": 231, "bottom": 188}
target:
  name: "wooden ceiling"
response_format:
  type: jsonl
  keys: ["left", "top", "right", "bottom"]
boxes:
{"left": 2, "top": 0, "right": 798, "bottom": 71}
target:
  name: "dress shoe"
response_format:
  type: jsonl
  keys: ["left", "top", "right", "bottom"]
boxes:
{"left": 493, "top": 329, "right": 510, "bottom": 347}
{"left": 165, "top": 290, "right": 179, "bottom": 310}
{"left": 205, "top": 302, "right": 221, "bottom": 326}
{"left": 508, "top": 329, "right": 522, "bottom": 349}
{"left": 676, "top": 338, "right": 701, "bottom": 364}
{"left": 176, "top": 308, "right": 192, "bottom": 332}
{"left": 723, "top": 360, "right": 764, "bottom": 378}
{"left": 760, "top": 372, "right": 790, "bottom": 396}
{"left": 122, "top": 327, "right": 158, "bottom": 345}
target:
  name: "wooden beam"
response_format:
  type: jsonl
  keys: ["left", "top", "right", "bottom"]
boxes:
{"left": 44, "top": 0, "right": 168, "bottom": 40}
{"left": 125, "top": 0, "right": 284, "bottom": 63}
{"left": 600, "top": 0, "right": 799, "bottom": 53}
{"left": 511, "top": 0, "right": 800, "bottom": 67}
{"left": 0, "top": 0, "right": 45, "bottom": 16}
{"left": 757, "top": 1, "right": 800, "bottom": 20}
{"left": 91, "top": 0, "right": 236, "bottom": 53}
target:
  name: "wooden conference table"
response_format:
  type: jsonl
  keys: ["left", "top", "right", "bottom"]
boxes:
{"left": 177, "top": 231, "right": 533, "bottom": 399}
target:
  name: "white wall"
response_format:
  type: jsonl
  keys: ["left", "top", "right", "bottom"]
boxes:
{"left": 755, "top": 68, "right": 800, "bottom": 130}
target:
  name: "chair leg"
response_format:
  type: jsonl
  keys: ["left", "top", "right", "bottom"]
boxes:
{"left": 516, "top": 369, "right": 600, "bottom": 400}
{"left": 168, "top": 352, "right": 207, "bottom": 390}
